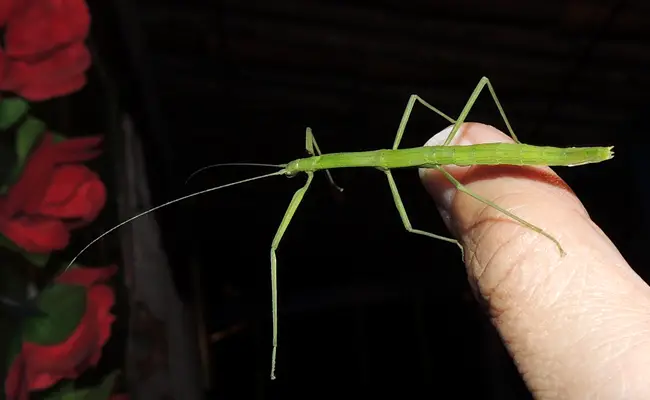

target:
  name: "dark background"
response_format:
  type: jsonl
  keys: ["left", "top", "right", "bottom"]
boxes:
{"left": 82, "top": 0, "right": 649, "bottom": 398}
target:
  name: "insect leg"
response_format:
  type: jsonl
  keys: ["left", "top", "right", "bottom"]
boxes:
{"left": 434, "top": 166, "right": 566, "bottom": 256}
{"left": 306, "top": 127, "right": 343, "bottom": 192}
{"left": 392, "top": 95, "right": 456, "bottom": 149}
{"left": 384, "top": 169, "right": 464, "bottom": 258}
{"left": 442, "top": 76, "right": 521, "bottom": 146}
{"left": 269, "top": 171, "right": 314, "bottom": 379}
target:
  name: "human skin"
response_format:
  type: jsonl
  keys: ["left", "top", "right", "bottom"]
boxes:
{"left": 419, "top": 123, "right": 650, "bottom": 399}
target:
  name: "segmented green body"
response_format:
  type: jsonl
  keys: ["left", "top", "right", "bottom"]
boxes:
{"left": 285, "top": 143, "right": 614, "bottom": 174}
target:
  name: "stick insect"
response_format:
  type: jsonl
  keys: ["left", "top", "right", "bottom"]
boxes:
{"left": 64, "top": 76, "right": 614, "bottom": 380}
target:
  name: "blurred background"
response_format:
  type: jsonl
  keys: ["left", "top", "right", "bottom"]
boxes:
{"left": 70, "top": 0, "right": 650, "bottom": 398}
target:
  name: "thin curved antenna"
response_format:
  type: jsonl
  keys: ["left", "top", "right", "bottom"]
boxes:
{"left": 62, "top": 169, "right": 287, "bottom": 274}
{"left": 185, "top": 163, "right": 287, "bottom": 185}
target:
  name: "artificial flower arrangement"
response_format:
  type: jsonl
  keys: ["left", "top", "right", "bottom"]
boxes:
{"left": 0, "top": 1, "right": 125, "bottom": 399}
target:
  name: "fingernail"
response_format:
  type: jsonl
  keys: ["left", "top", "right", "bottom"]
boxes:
{"left": 420, "top": 125, "right": 471, "bottom": 148}
{"left": 418, "top": 125, "right": 470, "bottom": 216}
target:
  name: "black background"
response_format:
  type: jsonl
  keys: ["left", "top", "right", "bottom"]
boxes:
{"left": 82, "top": 0, "right": 650, "bottom": 398}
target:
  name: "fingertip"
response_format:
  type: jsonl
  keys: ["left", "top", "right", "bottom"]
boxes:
{"left": 416, "top": 124, "right": 650, "bottom": 398}
{"left": 421, "top": 125, "right": 464, "bottom": 148}
{"left": 419, "top": 123, "right": 513, "bottom": 215}
{"left": 417, "top": 122, "right": 579, "bottom": 259}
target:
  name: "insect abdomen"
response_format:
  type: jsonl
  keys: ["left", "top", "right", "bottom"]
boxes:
{"left": 421, "top": 143, "right": 614, "bottom": 167}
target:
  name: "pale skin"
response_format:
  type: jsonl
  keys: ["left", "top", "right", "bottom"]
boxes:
{"left": 420, "top": 122, "right": 650, "bottom": 399}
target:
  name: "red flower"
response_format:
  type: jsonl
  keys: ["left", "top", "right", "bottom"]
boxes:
{"left": 0, "top": 1, "right": 15, "bottom": 26}
{"left": 31, "top": 164, "right": 106, "bottom": 224}
{"left": 1, "top": 43, "right": 91, "bottom": 101}
{"left": 4, "top": 265, "right": 118, "bottom": 400}
{"left": 0, "top": 0, "right": 92, "bottom": 100}
{"left": 0, "top": 133, "right": 105, "bottom": 253}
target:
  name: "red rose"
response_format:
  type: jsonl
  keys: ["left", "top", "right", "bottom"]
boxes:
{"left": 1, "top": 42, "right": 91, "bottom": 101}
{"left": 0, "top": 133, "right": 105, "bottom": 253}
{"left": 0, "top": 0, "right": 91, "bottom": 100}
{"left": 29, "top": 164, "right": 106, "bottom": 224}
{"left": 4, "top": 265, "right": 117, "bottom": 400}
{"left": 0, "top": 0, "right": 15, "bottom": 26}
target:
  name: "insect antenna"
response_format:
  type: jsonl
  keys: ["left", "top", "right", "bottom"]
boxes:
{"left": 61, "top": 169, "right": 287, "bottom": 275}
{"left": 185, "top": 163, "right": 287, "bottom": 185}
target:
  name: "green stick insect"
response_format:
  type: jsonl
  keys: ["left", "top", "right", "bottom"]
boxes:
{"left": 64, "top": 76, "right": 614, "bottom": 379}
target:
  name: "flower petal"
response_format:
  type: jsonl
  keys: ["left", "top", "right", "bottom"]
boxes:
{"left": 34, "top": 165, "right": 106, "bottom": 222}
{"left": 0, "top": 0, "right": 16, "bottom": 26}
{"left": 0, "top": 216, "right": 69, "bottom": 253}
{"left": 4, "top": 353, "right": 29, "bottom": 400}
{"left": 0, "top": 134, "right": 57, "bottom": 216}
{"left": 56, "top": 265, "right": 118, "bottom": 287}
{"left": 0, "top": 134, "right": 104, "bottom": 217}
{"left": 1, "top": 43, "right": 91, "bottom": 101}
{"left": 4, "top": 0, "right": 90, "bottom": 57}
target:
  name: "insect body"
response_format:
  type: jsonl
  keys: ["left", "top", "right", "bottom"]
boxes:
{"left": 286, "top": 142, "right": 612, "bottom": 173}
{"left": 64, "top": 76, "right": 614, "bottom": 380}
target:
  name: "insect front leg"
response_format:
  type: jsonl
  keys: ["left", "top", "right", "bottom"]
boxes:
{"left": 305, "top": 127, "right": 343, "bottom": 192}
{"left": 269, "top": 171, "right": 314, "bottom": 379}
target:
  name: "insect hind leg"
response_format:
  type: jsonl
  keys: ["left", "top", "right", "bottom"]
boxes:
{"left": 384, "top": 170, "right": 465, "bottom": 259}
{"left": 435, "top": 166, "right": 566, "bottom": 256}
{"left": 394, "top": 77, "right": 521, "bottom": 150}
{"left": 392, "top": 95, "right": 456, "bottom": 149}
{"left": 441, "top": 76, "right": 522, "bottom": 147}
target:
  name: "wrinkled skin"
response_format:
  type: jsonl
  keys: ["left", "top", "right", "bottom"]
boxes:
{"left": 420, "top": 123, "right": 650, "bottom": 399}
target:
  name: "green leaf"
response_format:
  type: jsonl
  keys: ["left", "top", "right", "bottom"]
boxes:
{"left": 43, "top": 371, "right": 120, "bottom": 400}
{"left": 22, "top": 251, "right": 50, "bottom": 267}
{"left": 51, "top": 132, "right": 67, "bottom": 143}
{"left": 2, "top": 117, "right": 47, "bottom": 186}
{"left": 58, "top": 389, "right": 89, "bottom": 400}
{"left": 0, "top": 98, "right": 28, "bottom": 130}
{"left": 0, "top": 116, "right": 46, "bottom": 193}
{"left": 0, "top": 234, "right": 50, "bottom": 267}
{"left": 22, "top": 284, "right": 86, "bottom": 345}
{"left": 16, "top": 117, "right": 45, "bottom": 165}
{"left": 45, "top": 382, "right": 84, "bottom": 400}
{"left": 85, "top": 370, "right": 120, "bottom": 400}
{"left": 43, "top": 381, "right": 88, "bottom": 400}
